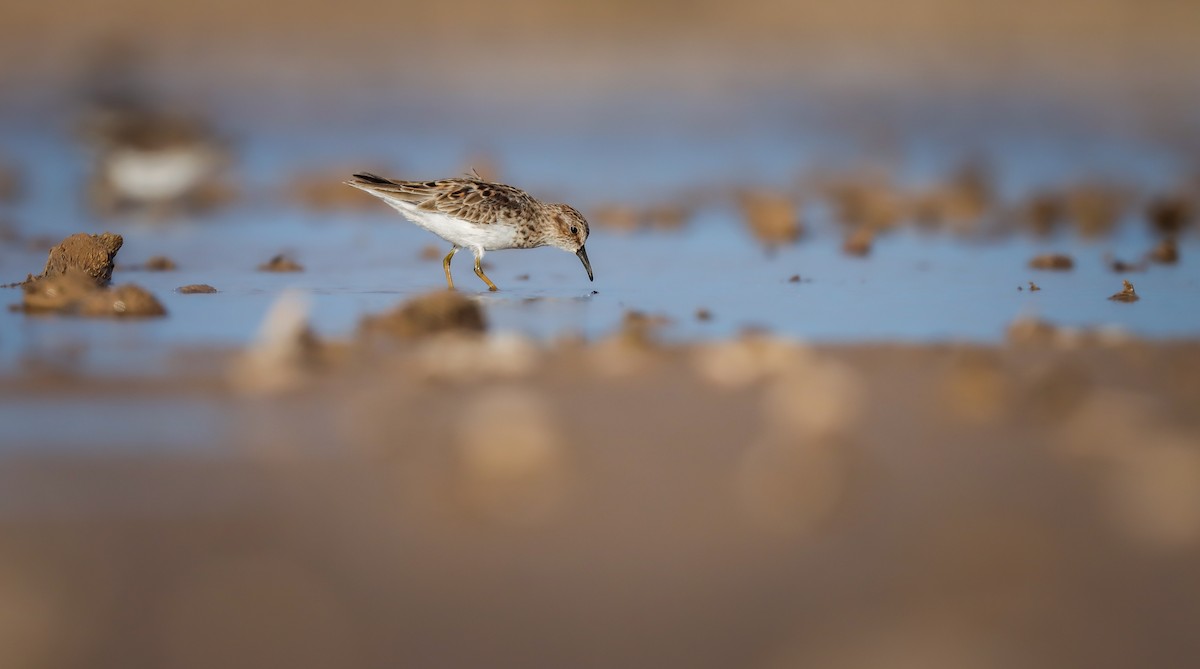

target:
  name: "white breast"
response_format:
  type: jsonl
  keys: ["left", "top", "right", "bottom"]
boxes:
{"left": 384, "top": 200, "right": 521, "bottom": 253}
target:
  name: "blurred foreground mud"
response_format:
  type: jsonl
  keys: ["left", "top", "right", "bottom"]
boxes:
{"left": 2, "top": 334, "right": 1198, "bottom": 669}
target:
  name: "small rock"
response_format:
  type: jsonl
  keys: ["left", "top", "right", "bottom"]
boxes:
{"left": 1028, "top": 253, "right": 1074, "bottom": 270}
{"left": 787, "top": 274, "right": 801, "bottom": 283}
{"left": 177, "top": 284, "right": 218, "bottom": 294}
{"left": 695, "top": 308, "right": 713, "bottom": 322}
{"left": 258, "top": 254, "right": 304, "bottom": 272}
{"left": 1108, "top": 279, "right": 1139, "bottom": 303}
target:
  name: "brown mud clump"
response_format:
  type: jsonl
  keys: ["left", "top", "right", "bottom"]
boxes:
{"left": 738, "top": 191, "right": 802, "bottom": 247}
{"left": 258, "top": 254, "right": 304, "bottom": 272}
{"left": 19, "top": 270, "right": 98, "bottom": 312}
{"left": 1147, "top": 197, "right": 1193, "bottom": 235}
{"left": 177, "top": 284, "right": 218, "bottom": 294}
{"left": 1107, "top": 255, "right": 1146, "bottom": 273}
{"left": 39, "top": 232, "right": 123, "bottom": 285}
{"left": 79, "top": 283, "right": 166, "bottom": 317}
{"left": 140, "top": 255, "right": 177, "bottom": 271}
{"left": 842, "top": 228, "right": 874, "bottom": 257}
{"left": 19, "top": 268, "right": 166, "bottom": 317}
{"left": 1148, "top": 238, "right": 1179, "bottom": 264}
{"left": 1108, "top": 280, "right": 1139, "bottom": 303}
{"left": 360, "top": 290, "right": 486, "bottom": 339}
{"left": 1029, "top": 253, "right": 1074, "bottom": 270}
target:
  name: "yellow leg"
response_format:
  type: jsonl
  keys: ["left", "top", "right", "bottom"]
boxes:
{"left": 474, "top": 255, "right": 499, "bottom": 292}
{"left": 442, "top": 247, "right": 458, "bottom": 290}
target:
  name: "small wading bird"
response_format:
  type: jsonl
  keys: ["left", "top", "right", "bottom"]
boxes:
{"left": 345, "top": 173, "right": 593, "bottom": 291}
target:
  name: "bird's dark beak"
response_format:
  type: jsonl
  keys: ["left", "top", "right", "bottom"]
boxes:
{"left": 576, "top": 246, "right": 594, "bottom": 282}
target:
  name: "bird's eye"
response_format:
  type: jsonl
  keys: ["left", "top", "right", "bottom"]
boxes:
{"left": 570, "top": 226, "right": 578, "bottom": 234}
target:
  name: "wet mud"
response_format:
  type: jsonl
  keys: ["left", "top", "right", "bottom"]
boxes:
{"left": 12, "top": 233, "right": 166, "bottom": 317}
{"left": 37, "top": 232, "right": 124, "bottom": 285}
{"left": 19, "top": 270, "right": 166, "bottom": 317}
{"left": 3, "top": 328, "right": 1199, "bottom": 668}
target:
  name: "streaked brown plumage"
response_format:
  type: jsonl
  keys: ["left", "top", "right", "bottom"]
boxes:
{"left": 346, "top": 173, "right": 592, "bottom": 291}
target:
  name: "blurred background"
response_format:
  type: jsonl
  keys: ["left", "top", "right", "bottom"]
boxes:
{"left": 4, "top": 0, "right": 1199, "bottom": 198}
{"left": 3, "top": 3, "right": 1200, "bottom": 669}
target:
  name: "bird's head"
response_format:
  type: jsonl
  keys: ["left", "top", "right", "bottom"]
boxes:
{"left": 545, "top": 203, "right": 593, "bottom": 281}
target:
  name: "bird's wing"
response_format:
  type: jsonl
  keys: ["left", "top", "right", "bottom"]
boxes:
{"left": 347, "top": 173, "right": 537, "bottom": 224}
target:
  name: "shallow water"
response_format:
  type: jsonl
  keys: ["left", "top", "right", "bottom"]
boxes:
{"left": 3, "top": 205, "right": 1197, "bottom": 375}
{"left": 1, "top": 98, "right": 1198, "bottom": 376}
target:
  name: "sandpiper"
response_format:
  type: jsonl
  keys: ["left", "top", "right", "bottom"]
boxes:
{"left": 346, "top": 173, "right": 593, "bottom": 291}
{"left": 82, "top": 109, "right": 232, "bottom": 218}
